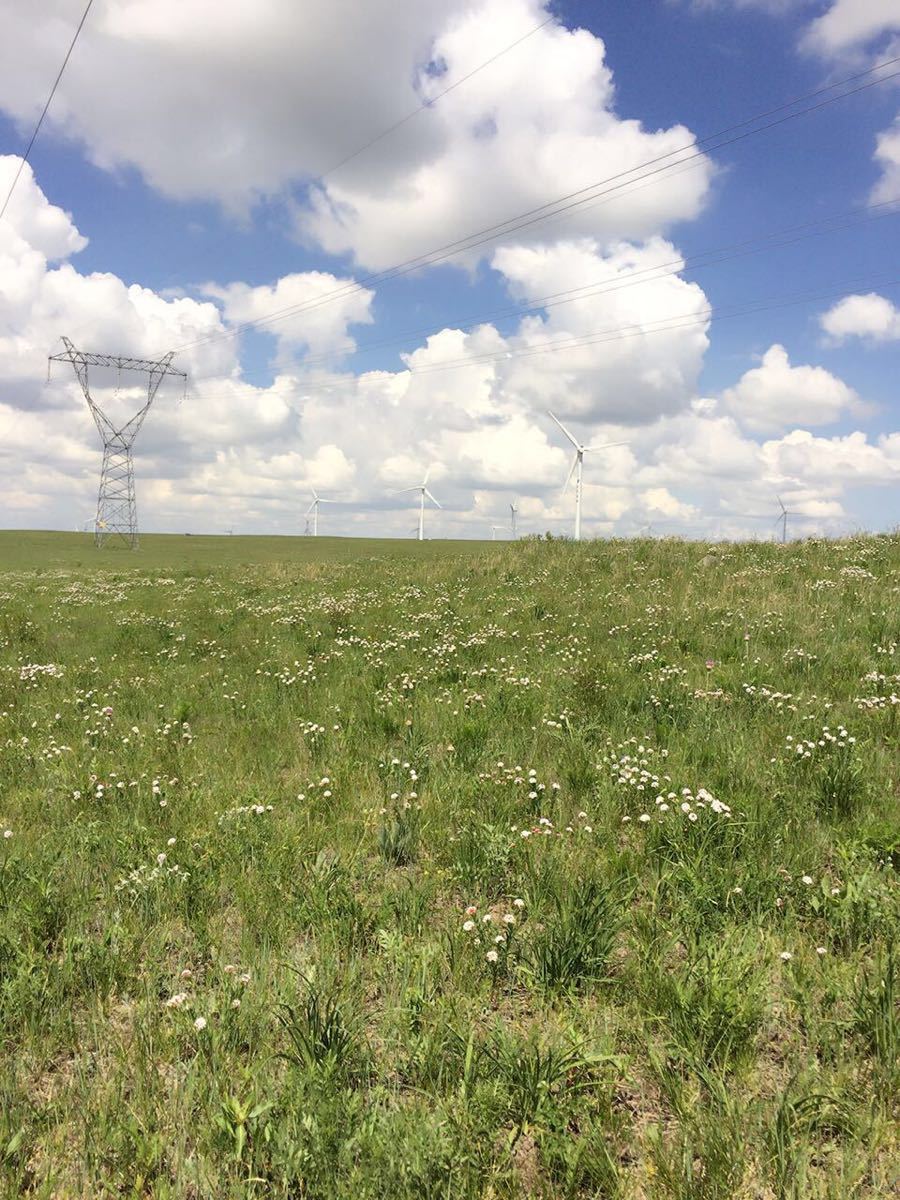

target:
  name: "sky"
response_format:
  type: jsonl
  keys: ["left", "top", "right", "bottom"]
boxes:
{"left": 0, "top": 0, "right": 898, "bottom": 541}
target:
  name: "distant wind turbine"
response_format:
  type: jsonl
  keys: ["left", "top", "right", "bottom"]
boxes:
{"left": 491, "top": 525, "right": 504, "bottom": 541}
{"left": 776, "top": 495, "right": 801, "bottom": 544}
{"left": 510, "top": 500, "right": 519, "bottom": 538}
{"left": 394, "top": 468, "right": 442, "bottom": 541}
{"left": 306, "top": 488, "right": 337, "bottom": 537}
{"left": 547, "top": 411, "right": 628, "bottom": 542}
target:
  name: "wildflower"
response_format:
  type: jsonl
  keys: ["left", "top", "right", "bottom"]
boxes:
{"left": 779, "top": 951, "right": 792, "bottom": 962}
{"left": 486, "top": 950, "right": 499, "bottom": 963}
{"left": 502, "top": 913, "right": 515, "bottom": 925}
{"left": 156, "top": 853, "right": 167, "bottom": 865}
{"left": 705, "top": 660, "right": 715, "bottom": 670}
{"left": 801, "top": 875, "right": 813, "bottom": 886}
{"left": 520, "top": 829, "right": 531, "bottom": 838}
{"left": 816, "top": 946, "right": 828, "bottom": 956}
{"left": 462, "top": 920, "right": 475, "bottom": 932}
{"left": 239, "top": 972, "right": 251, "bottom": 985}
{"left": 193, "top": 1016, "right": 207, "bottom": 1031}
{"left": 3, "top": 829, "right": 12, "bottom": 839}
{"left": 165, "top": 993, "right": 188, "bottom": 1009}
{"left": 639, "top": 813, "right": 651, "bottom": 823}
{"left": 482, "top": 913, "right": 493, "bottom": 923}
{"left": 231, "top": 998, "right": 241, "bottom": 1009}
{"left": 464, "top": 905, "right": 477, "bottom": 916}
{"left": 167, "top": 837, "right": 177, "bottom": 847}
{"left": 180, "top": 968, "right": 193, "bottom": 980}
{"left": 513, "top": 898, "right": 525, "bottom": 909}
{"left": 223, "top": 964, "right": 237, "bottom": 975}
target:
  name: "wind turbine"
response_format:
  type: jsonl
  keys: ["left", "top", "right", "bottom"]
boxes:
{"left": 306, "top": 489, "right": 337, "bottom": 537}
{"left": 776, "top": 495, "right": 801, "bottom": 544}
{"left": 547, "top": 411, "right": 628, "bottom": 542}
{"left": 491, "top": 525, "right": 504, "bottom": 541}
{"left": 510, "top": 500, "right": 519, "bottom": 538}
{"left": 394, "top": 468, "right": 442, "bottom": 541}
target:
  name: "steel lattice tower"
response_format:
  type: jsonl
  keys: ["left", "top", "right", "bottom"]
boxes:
{"left": 49, "top": 337, "right": 186, "bottom": 549}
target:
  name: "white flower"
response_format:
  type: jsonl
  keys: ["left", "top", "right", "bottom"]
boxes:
{"left": 801, "top": 875, "right": 813, "bottom": 886}
{"left": 512, "top": 898, "right": 525, "bottom": 909}
{"left": 482, "top": 913, "right": 493, "bottom": 923}
{"left": 816, "top": 946, "right": 827, "bottom": 956}
{"left": 486, "top": 950, "right": 499, "bottom": 963}
{"left": 779, "top": 951, "right": 792, "bottom": 962}
{"left": 231, "top": 998, "right": 241, "bottom": 1009}
{"left": 193, "top": 1016, "right": 207, "bottom": 1031}
{"left": 462, "top": 920, "right": 475, "bottom": 932}
{"left": 165, "top": 992, "right": 188, "bottom": 1009}
{"left": 2, "top": 830, "right": 12, "bottom": 839}
{"left": 639, "top": 813, "right": 651, "bottom": 823}
{"left": 502, "top": 914, "right": 515, "bottom": 925}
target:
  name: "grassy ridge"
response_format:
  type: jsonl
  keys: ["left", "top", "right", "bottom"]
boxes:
{"left": 0, "top": 532, "right": 897, "bottom": 1197}
{"left": 0, "top": 530, "right": 497, "bottom": 572}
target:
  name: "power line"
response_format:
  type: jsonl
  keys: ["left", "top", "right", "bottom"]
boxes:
{"left": 291, "top": 197, "right": 899, "bottom": 371}
{"left": 0, "top": 0, "right": 95, "bottom": 224}
{"left": 317, "top": 15, "right": 553, "bottom": 181}
{"left": 185, "top": 271, "right": 900, "bottom": 402}
{"left": 175, "top": 55, "right": 900, "bottom": 352}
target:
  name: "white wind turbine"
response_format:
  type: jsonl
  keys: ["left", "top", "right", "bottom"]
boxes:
{"left": 491, "top": 525, "right": 504, "bottom": 541}
{"left": 306, "top": 488, "right": 337, "bottom": 537}
{"left": 395, "top": 468, "right": 442, "bottom": 541}
{"left": 547, "top": 411, "right": 628, "bottom": 542}
{"left": 776, "top": 494, "right": 801, "bottom": 544}
{"left": 510, "top": 500, "right": 519, "bottom": 538}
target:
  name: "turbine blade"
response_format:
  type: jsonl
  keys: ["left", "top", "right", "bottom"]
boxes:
{"left": 563, "top": 451, "right": 578, "bottom": 492}
{"left": 585, "top": 440, "right": 629, "bottom": 452}
{"left": 392, "top": 486, "right": 421, "bottom": 494}
{"left": 424, "top": 488, "right": 442, "bottom": 508}
{"left": 547, "top": 410, "right": 580, "bottom": 449}
{"left": 305, "top": 500, "right": 316, "bottom": 515}
{"left": 423, "top": 466, "right": 431, "bottom": 486}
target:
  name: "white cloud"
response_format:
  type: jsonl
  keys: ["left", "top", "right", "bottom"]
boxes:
{"left": 204, "top": 273, "right": 375, "bottom": 365}
{"left": 872, "top": 115, "right": 900, "bottom": 204}
{"left": 803, "top": 0, "right": 900, "bottom": 58}
{"left": 0, "top": 1, "right": 714, "bottom": 272}
{"left": 820, "top": 292, "right": 900, "bottom": 342}
{"left": 721, "top": 343, "right": 861, "bottom": 432}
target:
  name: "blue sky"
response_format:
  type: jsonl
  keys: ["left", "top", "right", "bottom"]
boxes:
{"left": 0, "top": 0, "right": 898, "bottom": 538}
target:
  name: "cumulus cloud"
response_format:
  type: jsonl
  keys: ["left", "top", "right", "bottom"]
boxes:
{"left": 872, "top": 115, "right": 900, "bottom": 204}
{"left": 0, "top": 0, "right": 714, "bottom": 272}
{"left": 720, "top": 343, "right": 862, "bottom": 432}
{"left": 820, "top": 292, "right": 900, "bottom": 342}
{"left": 802, "top": 0, "right": 900, "bottom": 59}
{"left": 204, "top": 273, "right": 375, "bottom": 365}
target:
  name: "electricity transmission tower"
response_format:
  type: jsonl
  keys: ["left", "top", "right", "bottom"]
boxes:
{"left": 49, "top": 337, "right": 186, "bottom": 548}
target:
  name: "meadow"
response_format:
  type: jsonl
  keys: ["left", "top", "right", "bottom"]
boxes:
{"left": 0, "top": 530, "right": 897, "bottom": 1198}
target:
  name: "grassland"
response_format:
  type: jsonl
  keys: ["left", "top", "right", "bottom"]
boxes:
{"left": 0, "top": 531, "right": 897, "bottom": 1198}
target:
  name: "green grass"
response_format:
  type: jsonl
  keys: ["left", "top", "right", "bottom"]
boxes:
{"left": 0, "top": 530, "right": 898, "bottom": 1198}
{"left": 0, "top": 530, "right": 497, "bottom": 572}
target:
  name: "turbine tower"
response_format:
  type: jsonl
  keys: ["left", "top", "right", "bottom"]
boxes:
{"left": 510, "top": 500, "right": 518, "bottom": 538}
{"left": 306, "top": 489, "right": 337, "bottom": 537}
{"left": 547, "top": 411, "right": 627, "bottom": 542}
{"left": 395, "top": 468, "right": 441, "bottom": 541}
{"left": 49, "top": 337, "right": 186, "bottom": 549}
